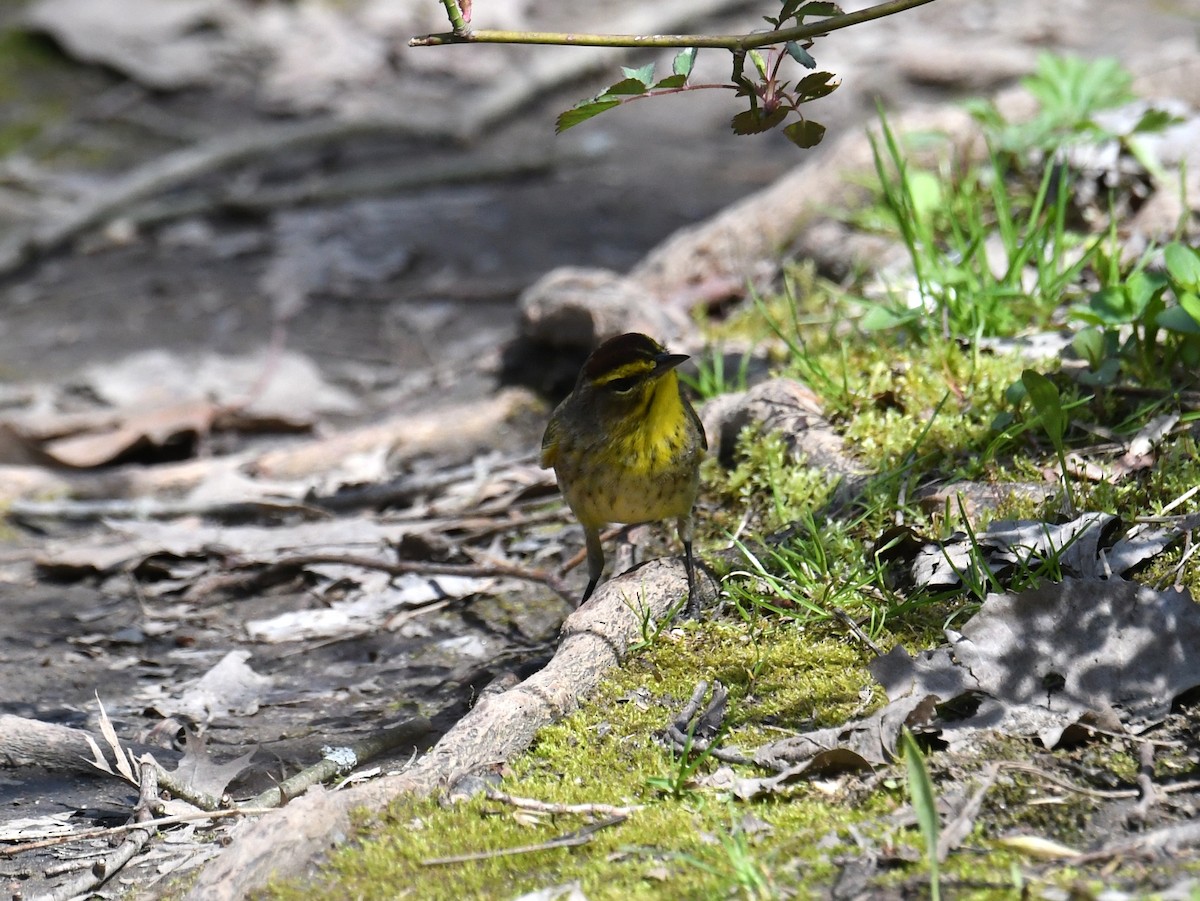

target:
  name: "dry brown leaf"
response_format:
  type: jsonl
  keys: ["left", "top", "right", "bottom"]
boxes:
{"left": 41, "top": 399, "right": 218, "bottom": 467}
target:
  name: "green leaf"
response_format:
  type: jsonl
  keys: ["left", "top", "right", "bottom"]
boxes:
{"left": 794, "top": 71, "right": 840, "bottom": 101}
{"left": 731, "top": 107, "right": 788, "bottom": 135}
{"left": 783, "top": 118, "right": 826, "bottom": 148}
{"left": 1131, "top": 107, "right": 1180, "bottom": 134}
{"left": 1155, "top": 305, "right": 1200, "bottom": 335}
{"left": 749, "top": 49, "right": 769, "bottom": 79}
{"left": 651, "top": 74, "right": 688, "bottom": 90}
{"left": 555, "top": 98, "right": 621, "bottom": 133}
{"left": 672, "top": 47, "right": 697, "bottom": 78}
{"left": 900, "top": 729, "right": 941, "bottom": 901}
{"left": 604, "top": 77, "right": 651, "bottom": 97}
{"left": 1004, "top": 379, "right": 1028, "bottom": 405}
{"left": 621, "top": 63, "right": 655, "bottom": 86}
{"left": 1179, "top": 291, "right": 1200, "bottom": 323}
{"left": 784, "top": 41, "right": 816, "bottom": 69}
{"left": 1022, "top": 369, "right": 1067, "bottom": 449}
{"left": 1164, "top": 242, "right": 1200, "bottom": 292}
{"left": 859, "top": 305, "right": 918, "bottom": 331}
{"left": 781, "top": 0, "right": 842, "bottom": 21}
{"left": 1071, "top": 327, "right": 1105, "bottom": 366}
{"left": 1124, "top": 270, "right": 1168, "bottom": 315}
{"left": 1089, "top": 286, "right": 1131, "bottom": 323}
{"left": 1077, "top": 358, "right": 1121, "bottom": 386}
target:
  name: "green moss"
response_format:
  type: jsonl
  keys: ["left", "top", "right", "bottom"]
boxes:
{"left": 264, "top": 624, "right": 889, "bottom": 900}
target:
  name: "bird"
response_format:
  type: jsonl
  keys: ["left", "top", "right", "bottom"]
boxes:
{"left": 540, "top": 332, "right": 707, "bottom": 612}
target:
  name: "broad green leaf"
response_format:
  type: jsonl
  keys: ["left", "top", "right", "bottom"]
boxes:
{"left": 1004, "top": 379, "right": 1028, "bottom": 405}
{"left": 1087, "top": 285, "right": 1137, "bottom": 324}
{"left": 785, "top": 41, "right": 816, "bottom": 69}
{"left": 555, "top": 98, "right": 620, "bottom": 133}
{"left": 1070, "top": 327, "right": 1105, "bottom": 366}
{"left": 620, "top": 62, "right": 655, "bottom": 86}
{"left": 794, "top": 70, "right": 840, "bottom": 101}
{"left": 651, "top": 74, "right": 688, "bottom": 90}
{"left": 672, "top": 47, "right": 697, "bottom": 78}
{"left": 731, "top": 107, "right": 787, "bottom": 135}
{"left": 1131, "top": 107, "right": 1180, "bottom": 134}
{"left": 1164, "top": 242, "right": 1200, "bottom": 292}
{"left": 783, "top": 118, "right": 826, "bottom": 148}
{"left": 1179, "top": 290, "right": 1200, "bottom": 324}
{"left": 905, "top": 170, "right": 943, "bottom": 223}
{"left": 1022, "top": 369, "right": 1066, "bottom": 447}
{"left": 859, "top": 305, "right": 918, "bottom": 331}
{"left": 604, "top": 77, "right": 651, "bottom": 96}
{"left": 1160, "top": 294, "right": 1200, "bottom": 334}
{"left": 1076, "top": 358, "right": 1120, "bottom": 386}
{"left": 1124, "top": 270, "right": 1167, "bottom": 315}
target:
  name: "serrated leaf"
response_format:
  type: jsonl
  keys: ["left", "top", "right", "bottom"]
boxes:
{"left": 673, "top": 47, "right": 697, "bottom": 78}
{"left": 556, "top": 98, "right": 621, "bottom": 133}
{"left": 783, "top": 118, "right": 826, "bottom": 148}
{"left": 785, "top": 41, "right": 816, "bottom": 69}
{"left": 604, "top": 77, "right": 651, "bottom": 97}
{"left": 794, "top": 1, "right": 843, "bottom": 19}
{"left": 652, "top": 74, "right": 689, "bottom": 90}
{"left": 780, "top": 0, "right": 841, "bottom": 22}
{"left": 779, "top": 0, "right": 804, "bottom": 20}
{"left": 731, "top": 107, "right": 788, "bottom": 135}
{"left": 795, "top": 71, "right": 840, "bottom": 101}
{"left": 621, "top": 62, "right": 656, "bottom": 86}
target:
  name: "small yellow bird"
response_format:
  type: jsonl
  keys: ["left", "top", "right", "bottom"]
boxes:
{"left": 540, "top": 332, "right": 707, "bottom": 611}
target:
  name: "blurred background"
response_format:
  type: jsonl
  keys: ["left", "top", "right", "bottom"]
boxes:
{"left": 2, "top": 0, "right": 1191, "bottom": 422}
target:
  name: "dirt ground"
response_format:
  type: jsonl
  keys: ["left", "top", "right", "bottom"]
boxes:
{"left": 2, "top": 0, "right": 1200, "bottom": 897}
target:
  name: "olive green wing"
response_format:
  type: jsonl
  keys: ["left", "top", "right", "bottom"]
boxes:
{"left": 540, "top": 416, "right": 559, "bottom": 469}
{"left": 684, "top": 397, "right": 708, "bottom": 451}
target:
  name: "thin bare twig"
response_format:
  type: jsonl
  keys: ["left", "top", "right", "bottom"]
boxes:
{"left": 1072, "top": 819, "right": 1200, "bottom": 865}
{"left": 419, "top": 815, "right": 626, "bottom": 866}
{"left": 244, "top": 716, "right": 431, "bottom": 809}
{"left": 258, "top": 551, "right": 576, "bottom": 604}
{"left": 484, "top": 788, "right": 642, "bottom": 819}
{"left": 35, "top": 759, "right": 162, "bottom": 901}
{"left": 1130, "top": 741, "right": 1160, "bottom": 826}
{"left": 411, "top": 0, "right": 937, "bottom": 48}
{"left": 937, "top": 763, "right": 1000, "bottom": 862}
{"left": 1, "top": 807, "right": 275, "bottom": 857}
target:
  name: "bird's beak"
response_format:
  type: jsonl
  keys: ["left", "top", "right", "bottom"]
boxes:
{"left": 653, "top": 352, "right": 689, "bottom": 374}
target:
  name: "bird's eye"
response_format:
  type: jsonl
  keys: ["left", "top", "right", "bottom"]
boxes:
{"left": 606, "top": 376, "right": 639, "bottom": 394}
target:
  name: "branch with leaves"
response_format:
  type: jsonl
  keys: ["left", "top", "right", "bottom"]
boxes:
{"left": 411, "top": 0, "right": 938, "bottom": 148}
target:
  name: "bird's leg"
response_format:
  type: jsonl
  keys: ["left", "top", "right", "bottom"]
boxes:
{"left": 580, "top": 524, "right": 605, "bottom": 605}
{"left": 679, "top": 514, "right": 700, "bottom": 617}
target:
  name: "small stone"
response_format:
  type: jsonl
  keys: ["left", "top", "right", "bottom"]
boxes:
{"left": 517, "top": 266, "right": 678, "bottom": 352}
